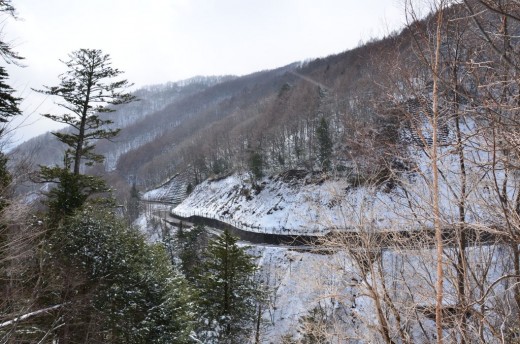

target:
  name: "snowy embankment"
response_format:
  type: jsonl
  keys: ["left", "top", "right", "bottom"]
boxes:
{"left": 171, "top": 131, "right": 506, "bottom": 238}
{"left": 142, "top": 173, "right": 188, "bottom": 204}
{"left": 134, "top": 206, "right": 510, "bottom": 343}
{"left": 172, "top": 171, "right": 417, "bottom": 236}
{"left": 252, "top": 245, "right": 367, "bottom": 342}
{"left": 253, "top": 243, "right": 507, "bottom": 342}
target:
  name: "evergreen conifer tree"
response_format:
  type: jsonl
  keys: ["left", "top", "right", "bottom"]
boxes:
{"left": 47, "top": 206, "right": 194, "bottom": 343}
{"left": 35, "top": 49, "right": 135, "bottom": 218}
{"left": 126, "top": 182, "right": 140, "bottom": 224}
{"left": 0, "top": 0, "right": 22, "bottom": 213}
{"left": 249, "top": 151, "right": 264, "bottom": 179}
{"left": 316, "top": 117, "right": 333, "bottom": 171}
{"left": 175, "top": 223, "right": 208, "bottom": 281}
{"left": 0, "top": 0, "right": 22, "bottom": 130}
{"left": 35, "top": 49, "right": 135, "bottom": 175}
{"left": 197, "top": 229, "right": 259, "bottom": 343}
{"left": 0, "top": 66, "right": 20, "bottom": 128}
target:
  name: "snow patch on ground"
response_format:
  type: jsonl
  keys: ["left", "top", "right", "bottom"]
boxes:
{"left": 133, "top": 203, "right": 172, "bottom": 242}
{"left": 251, "top": 245, "right": 371, "bottom": 343}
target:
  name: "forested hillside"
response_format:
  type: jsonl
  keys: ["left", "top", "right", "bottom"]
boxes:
{"left": 14, "top": 15, "right": 413, "bottom": 200}
{"left": 110, "top": 43, "right": 395, "bottom": 191}
{"left": 5, "top": 0, "right": 520, "bottom": 343}
{"left": 150, "top": 2, "right": 520, "bottom": 342}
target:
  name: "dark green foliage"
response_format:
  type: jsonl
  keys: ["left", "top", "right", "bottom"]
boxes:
{"left": 0, "top": 152, "right": 11, "bottom": 211}
{"left": 0, "top": 1, "right": 22, "bottom": 127}
{"left": 0, "top": 153, "right": 11, "bottom": 324}
{"left": 196, "top": 229, "right": 259, "bottom": 343}
{"left": 34, "top": 49, "right": 136, "bottom": 175}
{"left": 126, "top": 182, "right": 140, "bottom": 224}
{"left": 175, "top": 223, "right": 208, "bottom": 281}
{"left": 316, "top": 117, "right": 333, "bottom": 171}
{"left": 0, "top": 4, "right": 21, "bottom": 229}
{"left": 39, "top": 163, "right": 108, "bottom": 221}
{"left": 277, "top": 153, "right": 285, "bottom": 166}
{"left": 249, "top": 151, "right": 264, "bottom": 179}
{"left": 278, "top": 82, "right": 292, "bottom": 97}
{"left": 212, "top": 157, "right": 229, "bottom": 175}
{"left": 0, "top": 66, "right": 20, "bottom": 126}
{"left": 49, "top": 206, "right": 193, "bottom": 343}
{"left": 36, "top": 49, "right": 135, "bottom": 218}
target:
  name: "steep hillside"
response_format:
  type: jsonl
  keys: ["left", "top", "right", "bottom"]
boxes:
{"left": 113, "top": 41, "right": 397, "bottom": 189}
{"left": 142, "top": 172, "right": 191, "bottom": 205}
{"left": 172, "top": 171, "right": 393, "bottom": 235}
{"left": 13, "top": 36, "right": 399, "bottom": 202}
{"left": 11, "top": 75, "right": 233, "bottom": 171}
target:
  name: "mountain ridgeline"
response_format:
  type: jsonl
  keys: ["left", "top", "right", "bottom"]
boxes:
{"left": 13, "top": 2, "right": 501, "bottom": 202}
{"left": 16, "top": 41, "right": 396, "bottom": 199}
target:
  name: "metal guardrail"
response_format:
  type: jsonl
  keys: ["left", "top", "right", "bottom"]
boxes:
{"left": 171, "top": 209, "right": 505, "bottom": 248}
{"left": 171, "top": 209, "right": 328, "bottom": 236}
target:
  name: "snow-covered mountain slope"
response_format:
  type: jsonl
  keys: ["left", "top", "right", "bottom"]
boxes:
{"left": 136, "top": 203, "right": 512, "bottom": 343}
{"left": 172, "top": 171, "right": 406, "bottom": 236}
{"left": 172, "top": 116, "right": 510, "bottom": 238}
{"left": 142, "top": 173, "right": 190, "bottom": 204}
{"left": 252, "top": 245, "right": 368, "bottom": 342}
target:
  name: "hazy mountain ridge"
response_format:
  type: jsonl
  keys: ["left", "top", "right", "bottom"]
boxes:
{"left": 12, "top": 3, "right": 490, "bottom": 207}
{"left": 14, "top": 26, "right": 403, "bottom": 197}
{"left": 12, "top": 75, "right": 233, "bottom": 168}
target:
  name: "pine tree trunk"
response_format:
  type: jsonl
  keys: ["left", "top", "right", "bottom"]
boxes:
{"left": 73, "top": 66, "right": 94, "bottom": 175}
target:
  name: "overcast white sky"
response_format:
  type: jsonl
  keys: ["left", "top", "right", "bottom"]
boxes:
{"left": 4, "top": 0, "right": 409, "bottom": 146}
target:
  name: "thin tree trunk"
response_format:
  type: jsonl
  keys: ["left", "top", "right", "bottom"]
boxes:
{"left": 455, "top": 158, "right": 468, "bottom": 343}
{"left": 453, "top": 39, "right": 468, "bottom": 343}
{"left": 431, "top": 3, "right": 445, "bottom": 342}
{"left": 73, "top": 66, "right": 94, "bottom": 175}
{"left": 255, "top": 303, "right": 262, "bottom": 344}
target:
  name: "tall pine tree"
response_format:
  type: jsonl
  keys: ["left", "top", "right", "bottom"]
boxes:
{"left": 197, "top": 229, "right": 259, "bottom": 343}
{"left": 35, "top": 49, "right": 135, "bottom": 175}
{"left": 35, "top": 49, "right": 135, "bottom": 218}
{"left": 249, "top": 150, "right": 264, "bottom": 180}
{"left": 175, "top": 223, "right": 208, "bottom": 281}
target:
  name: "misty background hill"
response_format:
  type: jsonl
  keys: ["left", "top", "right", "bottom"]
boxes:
{"left": 13, "top": 27, "right": 412, "bottom": 203}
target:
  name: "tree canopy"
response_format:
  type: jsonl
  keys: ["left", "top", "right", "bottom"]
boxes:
{"left": 36, "top": 49, "right": 136, "bottom": 218}
{"left": 197, "top": 229, "right": 259, "bottom": 343}
{"left": 35, "top": 49, "right": 135, "bottom": 175}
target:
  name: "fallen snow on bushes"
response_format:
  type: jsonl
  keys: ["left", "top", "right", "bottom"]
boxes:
{"left": 252, "top": 245, "right": 370, "bottom": 342}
